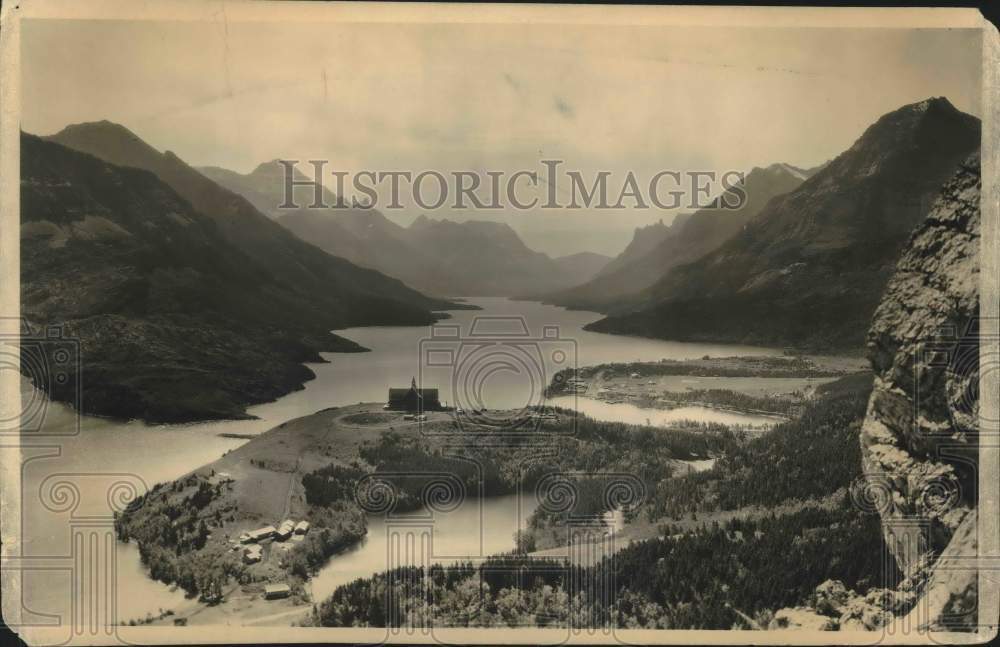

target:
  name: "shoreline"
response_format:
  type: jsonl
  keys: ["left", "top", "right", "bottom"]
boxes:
{"left": 590, "top": 394, "right": 792, "bottom": 421}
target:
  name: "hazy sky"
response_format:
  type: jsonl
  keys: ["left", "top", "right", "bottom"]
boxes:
{"left": 21, "top": 19, "right": 981, "bottom": 256}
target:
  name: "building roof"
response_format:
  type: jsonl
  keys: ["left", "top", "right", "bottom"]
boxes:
{"left": 388, "top": 387, "right": 439, "bottom": 399}
{"left": 264, "top": 583, "right": 291, "bottom": 593}
{"left": 251, "top": 525, "right": 276, "bottom": 538}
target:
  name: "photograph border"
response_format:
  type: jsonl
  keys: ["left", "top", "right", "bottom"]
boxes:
{"left": 1, "top": 2, "right": 997, "bottom": 645}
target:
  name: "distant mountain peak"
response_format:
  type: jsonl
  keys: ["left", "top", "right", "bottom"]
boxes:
{"left": 408, "top": 214, "right": 515, "bottom": 231}
{"left": 761, "top": 162, "right": 812, "bottom": 181}
{"left": 855, "top": 95, "right": 970, "bottom": 144}
{"left": 584, "top": 96, "right": 979, "bottom": 351}
{"left": 55, "top": 119, "right": 134, "bottom": 135}
{"left": 909, "top": 96, "right": 955, "bottom": 112}
{"left": 625, "top": 218, "right": 667, "bottom": 244}
{"left": 50, "top": 120, "right": 160, "bottom": 156}
{"left": 280, "top": 209, "right": 602, "bottom": 297}
{"left": 816, "top": 95, "right": 978, "bottom": 184}
{"left": 250, "top": 159, "right": 290, "bottom": 176}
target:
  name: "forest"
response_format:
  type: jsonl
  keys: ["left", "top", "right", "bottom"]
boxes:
{"left": 654, "top": 388, "right": 802, "bottom": 415}
{"left": 646, "top": 372, "right": 872, "bottom": 519}
{"left": 302, "top": 412, "right": 746, "bottom": 533}
{"left": 547, "top": 356, "right": 843, "bottom": 397}
{"left": 311, "top": 372, "right": 888, "bottom": 628}
{"left": 114, "top": 474, "right": 242, "bottom": 599}
{"left": 311, "top": 499, "right": 900, "bottom": 629}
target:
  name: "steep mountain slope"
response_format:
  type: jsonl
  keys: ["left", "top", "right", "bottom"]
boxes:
{"left": 545, "top": 163, "right": 813, "bottom": 311}
{"left": 46, "top": 121, "right": 456, "bottom": 317}
{"left": 403, "top": 215, "right": 588, "bottom": 296}
{"left": 587, "top": 98, "right": 980, "bottom": 351}
{"left": 592, "top": 216, "right": 692, "bottom": 280}
{"left": 277, "top": 208, "right": 457, "bottom": 295}
{"left": 200, "top": 160, "right": 341, "bottom": 219}
{"left": 20, "top": 133, "right": 381, "bottom": 423}
{"left": 552, "top": 251, "right": 612, "bottom": 282}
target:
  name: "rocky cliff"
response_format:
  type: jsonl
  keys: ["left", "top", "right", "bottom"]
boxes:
{"left": 859, "top": 153, "right": 981, "bottom": 630}
{"left": 770, "top": 155, "right": 982, "bottom": 631}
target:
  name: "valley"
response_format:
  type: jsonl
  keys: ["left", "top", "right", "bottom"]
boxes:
{"left": 14, "top": 79, "right": 985, "bottom": 635}
{"left": 201, "top": 160, "right": 613, "bottom": 298}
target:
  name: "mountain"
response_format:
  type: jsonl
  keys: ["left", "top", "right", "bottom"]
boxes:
{"left": 403, "top": 215, "right": 579, "bottom": 296}
{"left": 552, "top": 252, "right": 612, "bottom": 281}
{"left": 200, "top": 160, "right": 341, "bottom": 219}
{"left": 46, "top": 121, "right": 458, "bottom": 318}
{"left": 586, "top": 97, "right": 980, "bottom": 351}
{"left": 204, "top": 160, "right": 608, "bottom": 297}
{"left": 590, "top": 216, "right": 692, "bottom": 280}
{"left": 20, "top": 134, "right": 341, "bottom": 422}
{"left": 23, "top": 124, "right": 463, "bottom": 423}
{"left": 545, "top": 162, "right": 815, "bottom": 311}
{"left": 276, "top": 208, "right": 455, "bottom": 294}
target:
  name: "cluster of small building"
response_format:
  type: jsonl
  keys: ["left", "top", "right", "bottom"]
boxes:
{"left": 242, "top": 544, "right": 263, "bottom": 564}
{"left": 565, "top": 377, "right": 589, "bottom": 393}
{"left": 238, "top": 518, "right": 310, "bottom": 564}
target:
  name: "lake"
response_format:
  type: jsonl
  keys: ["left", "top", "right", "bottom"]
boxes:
{"left": 550, "top": 396, "right": 783, "bottom": 429}
{"left": 17, "top": 297, "right": 782, "bottom": 625}
{"left": 308, "top": 492, "right": 542, "bottom": 605}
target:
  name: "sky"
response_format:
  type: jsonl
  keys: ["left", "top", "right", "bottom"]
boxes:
{"left": 21, "top": 18, "right": 982, "bottom": 257}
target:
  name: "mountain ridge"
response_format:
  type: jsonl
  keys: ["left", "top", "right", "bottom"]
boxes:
{"left": 46, "top": 121, "right": 461, "bottom": 319}
{"left": 199, "top": 159, "right": 344, "bottom": 218}
{"left": 543, "top": 161, "right": 814, "bottom": 311}
{"left": 205, "top": 160, "right": 612, "bottom": 296}
{"left": 20, "top": 133, "right": 376, "bottom": 423}
{"left": 586, "top": 97, "right": 981, "bottom": 351}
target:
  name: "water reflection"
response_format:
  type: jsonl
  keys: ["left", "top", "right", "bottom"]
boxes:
{"left": 309, "top": 493, "right": 540, "bottom": 604}
{"left": 550, "top": 396, "right": 782, "bottom": 429}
